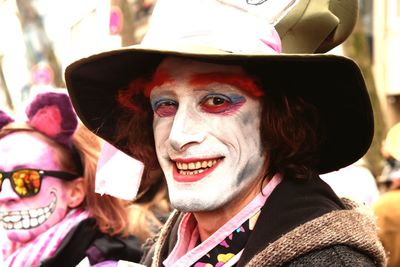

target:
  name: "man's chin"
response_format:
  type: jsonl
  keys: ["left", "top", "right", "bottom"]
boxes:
{"left": 171, "top": 198, "right": 225, "bottom": 213}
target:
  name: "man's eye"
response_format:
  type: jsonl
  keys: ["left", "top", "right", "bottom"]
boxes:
{"left": 206, "top": 97, "right": 227, "bottom": 106}
{"left": 201, "top": 95, "right": 232, "bottom": 113}
{"left": 200, "top": 94, "right": 246, "bottom": 114}
{"left": 154, "top": 100, "right": 178, "bottom": 117}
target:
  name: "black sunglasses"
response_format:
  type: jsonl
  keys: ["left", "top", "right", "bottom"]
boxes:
{"left": 0, "top": 168, "right": 79, "bottom": 198}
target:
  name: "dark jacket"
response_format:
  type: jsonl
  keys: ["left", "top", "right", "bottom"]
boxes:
{"left": 39, "top": 218, "right": 142, "bottom": 267}
{"left": 142, "top": 175, "right": 386, "bottom": 266}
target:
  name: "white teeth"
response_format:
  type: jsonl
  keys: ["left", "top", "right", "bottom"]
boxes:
{"left": 38, "top": 215, "right": 46, "bottom": 224}
{"left": 177, "top": 162, "right": 188, "bottom": 170}
{"left": 14, "top": 221, "right": 22, "bottom": 229}
{"left": 1, "top": 195, "right": 57, "bottom": 230}
{"left": 30, "top": 218, "right": 38, "bottom": 227}
{"left": 22, "top": 218, "right": 30, "bottom": 229}
{"left": 37, "top": 209, "right": 44, "bottom": 216}
{"left": 20, "top": 210, "right": 29, "bottom": 216}
{"left": 176, "top": 159, "right": 220, "bottom": 173}
{"left": 29, "top": 209, "right": 38, "bottom": 217}
{"left": 10, "top": 215, "right": 20, "bottom": 223}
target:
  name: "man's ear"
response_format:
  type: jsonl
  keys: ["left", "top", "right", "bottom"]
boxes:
{"left": 66, "top": 177, "right": 86, "bottom": 208}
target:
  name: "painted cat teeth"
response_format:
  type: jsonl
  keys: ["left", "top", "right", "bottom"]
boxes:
{"left": 0, "top": 195, "right": 57, "bottom": 230}
{"left": 176, "top": 159, "right": 219, "bottom": 175}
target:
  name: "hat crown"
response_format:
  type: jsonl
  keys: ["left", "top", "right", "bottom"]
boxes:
{"left": 142, "top": 0, "right": 283, "bottom": 54}
{"left": 143, "top": 0, "right": 358, "bottom": 53}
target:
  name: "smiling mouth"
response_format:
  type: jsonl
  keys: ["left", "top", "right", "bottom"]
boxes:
{"left": 176, "top": 159, "right": 221, "bottom": 175}
{"left": 0, "top": 193, "right": 57, "bottom": 230}
{"left": 173, "top": 158, "right": 222, "bottom": 182}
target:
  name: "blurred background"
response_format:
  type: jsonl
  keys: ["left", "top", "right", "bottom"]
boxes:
{"left": 0, "top": 0, "right": 398, "bottom": 180}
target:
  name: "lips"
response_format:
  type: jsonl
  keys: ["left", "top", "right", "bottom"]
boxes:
{"left": 173, "top": 158, "right": 222, "bottom": 182}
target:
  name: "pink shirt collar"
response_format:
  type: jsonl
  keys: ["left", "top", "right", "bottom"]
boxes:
{"left": 164, "top": 174, "right": 282, "bottom": 267}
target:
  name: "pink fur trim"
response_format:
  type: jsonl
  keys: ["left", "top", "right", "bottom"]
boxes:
{"left": 25, "top": 92, "right": 78, "bottom": 146}
{"left": 29, "top": 106, "right": 62, "bottom": 137}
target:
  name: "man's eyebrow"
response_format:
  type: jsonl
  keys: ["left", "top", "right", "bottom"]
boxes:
{"left": 145, "top": 70, "right": 173, "bottom": 96}
{"left": 190, "top": 72, "right": 263, "bottom": 97}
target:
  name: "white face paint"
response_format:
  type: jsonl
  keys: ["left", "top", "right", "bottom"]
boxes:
{"left": 150, "top": 57, "right": 266, "bottom": 212}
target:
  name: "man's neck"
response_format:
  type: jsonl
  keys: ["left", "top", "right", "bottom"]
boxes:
{"left": 193, "top": 179, "right": 265, "bottom": 241}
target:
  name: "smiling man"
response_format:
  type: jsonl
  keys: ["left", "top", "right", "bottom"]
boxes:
{"left": 64, "top": 0, "right": 386, "bottom": 266}
{"left": 151, "top": 58, "right": 266, "bottom": 216}
{"left": 66, "top": 34, "right": 386, "bottom": 267}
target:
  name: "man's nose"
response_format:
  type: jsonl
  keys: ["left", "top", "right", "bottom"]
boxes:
{"left": 168, "top": 106, "right": 206, "bottom": 152}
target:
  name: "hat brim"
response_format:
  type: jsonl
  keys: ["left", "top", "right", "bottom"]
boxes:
{"left": 65, "top": 45, "right": 373, "bottom": 174}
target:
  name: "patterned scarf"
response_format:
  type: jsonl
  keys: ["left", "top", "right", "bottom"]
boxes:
{"left": 1, "top": 208, "right": 89, "bottom": 267}
{"left": 192, "top": 211, "right": 260, "bottom": 267}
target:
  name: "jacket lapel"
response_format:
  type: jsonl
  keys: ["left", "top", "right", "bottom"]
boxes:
{"left": 238, "top": 175, "right": 344, "bottom": 266}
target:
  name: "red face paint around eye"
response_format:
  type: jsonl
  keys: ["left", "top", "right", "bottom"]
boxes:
{"left": 154, "top": 101, "right": 178, "bottom": 117}
{"left": 200, "top": 95, "right": 245, "bottom": 114}
{"left": 145, "top": 70, "right": 173, "bottom": 97}
{"left": 191, "top": 72, "right": 263, "bottom": 98}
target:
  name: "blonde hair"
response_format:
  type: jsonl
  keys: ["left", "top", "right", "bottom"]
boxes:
{"left": 72, "top": 125, "right": 171, "bottom": 239}
{"left": 127, "top": 181, "right": 170, "bottom": 242}
{"left": 71, "top": 124, "right": 132, "bottom": 236}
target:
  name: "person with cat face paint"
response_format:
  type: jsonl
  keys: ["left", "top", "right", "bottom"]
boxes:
{"left": 65, "top": 0, "right": 387, "bottom": 266}
{"left": 0, "top": 91, "right": 143, "bottom": 267}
